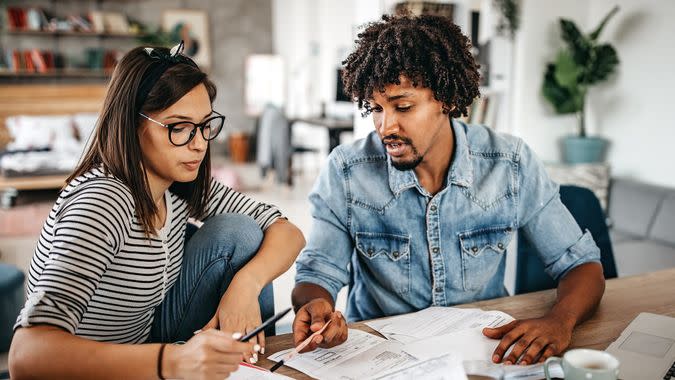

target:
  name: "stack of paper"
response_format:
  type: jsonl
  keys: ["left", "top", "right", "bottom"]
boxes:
{"left": 365, "top": 307, "right": 514, "bottom": 343}
{"left": 268, "top": 307, "right": 562, "bottom": 380}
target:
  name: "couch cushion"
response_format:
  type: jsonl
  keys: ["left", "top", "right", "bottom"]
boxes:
{"left": 649, "top": 195, "right": 675, "bottom": 246}
{"left": 608, "top": 178, "right": 667, "bottom": 238}
{"left": 612, "top": 240, "right": 675, "bottom": 277}
{"left": 610, "top": 229, "right": 639, "bottom": 245}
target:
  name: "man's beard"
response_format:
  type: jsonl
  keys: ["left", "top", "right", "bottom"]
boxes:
{"left": 383, "top": 134, "right": 423, "bottom": 171}
{"left": 391, "top": 150, "right": 423, "bottom": 171}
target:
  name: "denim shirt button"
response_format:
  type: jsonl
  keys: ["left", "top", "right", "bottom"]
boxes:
{"left": 432, "top": 247, "right": 439, "bottom": 253}
{"left": 392, "top": 251, "right": 400, "bottom": 258}
{"left": 471, "top": 246, "right": 478, "bottom": 253}
{"left": 430, "top": 205, "right": 437, "bottom": 212}
{"left": 497, "top": 243, "right": 504, "bottom": 249}
{"left": 435, "top": 287, "right": 442, "bottom": 292}
{"left": 367, "top": 248, "right": 374, "bottom": 255}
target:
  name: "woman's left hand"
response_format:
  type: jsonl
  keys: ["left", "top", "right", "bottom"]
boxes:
{"left": 201, "top": 275, "right": 264, "bottom": 364}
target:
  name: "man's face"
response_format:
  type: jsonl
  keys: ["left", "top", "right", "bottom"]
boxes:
{"left": 369, "top": 76, "right": 450, "bottom": 171}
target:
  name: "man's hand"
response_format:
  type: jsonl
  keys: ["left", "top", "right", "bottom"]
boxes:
{"left": 292, "top": 298, "right": 348, "bottom": 353}
{"left": 482, "top": 313, "right": 574, "bottom": 365}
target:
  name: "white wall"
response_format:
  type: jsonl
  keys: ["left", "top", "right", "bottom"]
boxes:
{"left": 588, "top": 0, "right": 675, "bottom": 187}
{"left": 512, "top": 0, "right": 675, "bottom": 188}
{"left": 511, "top": 0, "right": 588, "bottom": 161}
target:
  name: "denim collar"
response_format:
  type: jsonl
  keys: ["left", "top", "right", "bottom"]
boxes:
{"left": 388, "top": 119, "right": 473, "bottom": 197}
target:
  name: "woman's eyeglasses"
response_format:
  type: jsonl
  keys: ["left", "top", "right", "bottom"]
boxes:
{"left": 139, "top": 111, "right": 225, "bottom": 146}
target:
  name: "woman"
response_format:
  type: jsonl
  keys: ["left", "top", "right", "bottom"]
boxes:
{"left": 9, "top": 42, "right": 305, "bottom": 379}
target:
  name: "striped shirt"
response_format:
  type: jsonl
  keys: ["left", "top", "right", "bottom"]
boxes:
{"left": 15, "top": 168, "right": 283, "bottom": 343}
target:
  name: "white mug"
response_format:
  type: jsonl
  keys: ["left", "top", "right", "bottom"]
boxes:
{"left": 544, "top": 348, "right": 620, "bottom": 380}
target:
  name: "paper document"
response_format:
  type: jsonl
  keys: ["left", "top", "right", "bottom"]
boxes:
{"left": 366, "top": 306, "right": 514, "bottom": 343}
{"left": 267, "top": 329, "right": 387, "bottom": 378}
{"left": 373, "top": 353, "right": 468, "bottom": 380}
{"left": 464, "top": 360, "right": 564, "bottom": 380}
{"left": 267, "top": 329, "right": 469, "bottom": 379}
{"left": 229, "top": 362, "right": 292, "bottom": 379}
{"left": 404, "top": 327, "right": 502, "bottom": 361}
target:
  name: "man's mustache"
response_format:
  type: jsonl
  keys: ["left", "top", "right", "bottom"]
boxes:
{"left": 382, "top": 134, "right": 413, "bottom": 145}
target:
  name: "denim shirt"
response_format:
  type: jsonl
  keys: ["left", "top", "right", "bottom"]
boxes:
{"left": 295, "top": 120, "right": 600, "bottom": 322}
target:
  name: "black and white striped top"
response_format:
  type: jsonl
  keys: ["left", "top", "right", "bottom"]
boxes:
{"left": 15, "top": 168, "right": 283, "bottom": 343}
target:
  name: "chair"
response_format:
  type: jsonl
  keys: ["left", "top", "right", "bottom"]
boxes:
{"left": 0, "top": 263, "right": 25, "bottom": 353}
{"left": 255, "top": 104, "right": 319, "bottom": 186}
{"left": 515, "top": 185, "right": 618, "bottom": 294}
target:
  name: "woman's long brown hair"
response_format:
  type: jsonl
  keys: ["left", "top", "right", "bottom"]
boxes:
{"left": 67, "top": 46, "right": 217, "bottom": 237}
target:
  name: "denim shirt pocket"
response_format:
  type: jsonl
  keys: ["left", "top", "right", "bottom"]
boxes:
{"left": 355, "top": 232, "right": 411, "bottom": 295}
{"left": 459, "top": 226, "right": 514, "bottom": 291}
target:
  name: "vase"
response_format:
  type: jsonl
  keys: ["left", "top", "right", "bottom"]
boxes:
{"left": 562, "top": 136, "right": 608, "bottom": 164}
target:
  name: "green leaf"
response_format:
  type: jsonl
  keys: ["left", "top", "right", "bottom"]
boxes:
{"left": 589, "top": 6, "right": 620, "bottom": 41}
{"left": 585, "top": 44, "right": 619, "bottom": 84}
{"left": 542, "top": 63, "right": 582, "bottom": 114}
{"left": 554, "top": 51, "right": 581, "bottom": 88}
{"left": 560, "top": 19, "right": 590, "bottom": 64}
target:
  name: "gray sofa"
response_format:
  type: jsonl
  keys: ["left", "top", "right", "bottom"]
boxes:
{"left": 608, "top": 178, "right": 675, "bottom": 276}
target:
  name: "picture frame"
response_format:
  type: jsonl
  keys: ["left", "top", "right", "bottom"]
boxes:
{"left": 162, "top": 9, "right": 211, "bottom": 70}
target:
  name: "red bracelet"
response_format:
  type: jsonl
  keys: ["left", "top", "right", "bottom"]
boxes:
{"left": 157, "top": 343, "right": 167, "bottom": 380}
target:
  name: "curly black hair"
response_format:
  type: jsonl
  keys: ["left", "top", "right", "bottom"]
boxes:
{"left": 342, "top": 13, "right": 481, "bottom": 119}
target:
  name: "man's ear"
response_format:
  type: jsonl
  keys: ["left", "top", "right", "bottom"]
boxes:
{"left": 442, "top": 104, "right": 455, "bottom": 114}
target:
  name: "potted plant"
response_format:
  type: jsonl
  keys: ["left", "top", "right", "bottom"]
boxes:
{"left": 542, "top": 6, "right": 620, "bottom": 164}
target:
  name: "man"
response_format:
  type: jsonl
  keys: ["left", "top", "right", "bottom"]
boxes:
{"left": 292, "top": 14, "right": 605, "bottom": 365}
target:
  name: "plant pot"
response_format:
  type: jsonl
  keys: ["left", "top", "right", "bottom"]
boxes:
{"left": 228, "top": 132, "right": 250, "bottom": 163}
{"left": 562, "top": 136, "right": 608, "bottom": 164}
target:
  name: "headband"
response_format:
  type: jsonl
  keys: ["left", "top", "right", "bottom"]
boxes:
{"left": 135, "top": 41, "right": 199, "bottom": 110}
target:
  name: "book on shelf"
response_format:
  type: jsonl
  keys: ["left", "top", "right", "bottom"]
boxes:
{"left": 0, "top": 48, "right": 87, "bottom": 74}
{"left": 0, "top": 49, "right": 8, "bottom": 71}
{"left": 26, "top": 7, "right": 44, "bottom": 31}
{"left": 89, "top": 11, "right": 105, "bottom": 33}
{"left": 4, "top": 6, "right": 135, "bottom": 35}
{"left": 103, "top": 12, "right": 130, "bottom": 34}
{"left": 68, "top": 14, "right": 93, "bottom": 32}
{"left": 30, "top": 49, "right": 47, "bottom": 73}
{"left": 458, "top": 92, "right": 501, "bottom": 130}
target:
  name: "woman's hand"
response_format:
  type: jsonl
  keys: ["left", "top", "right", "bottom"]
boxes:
{"left": 165, "top": 329, "right": 256, "bottom": 379}
{"left": 201, "top": 273, "right": 264, "bottom": 364}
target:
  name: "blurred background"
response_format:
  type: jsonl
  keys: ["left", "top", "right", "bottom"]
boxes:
{"left": 1, "top": 0, "right": 674, "bottom": 372}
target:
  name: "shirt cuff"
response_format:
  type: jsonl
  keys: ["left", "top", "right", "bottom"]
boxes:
{"left": 295, "top": 261, "right": 348, "bottom": 303}
{"left": 546, "top": 230, "right": 601, "bottom": 281}
{"left": 14, "top": 290, "right": 78, "bottom": 334}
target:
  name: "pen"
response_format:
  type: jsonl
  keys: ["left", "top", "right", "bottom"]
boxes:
{"left": 270, "top": 319, "right": 333, "bottom": 372}
{"left": 239, "top": 307, "right": 292, "bottom": 342}
{"left": 194, "top": 307, "right": 292, "bottom": 342}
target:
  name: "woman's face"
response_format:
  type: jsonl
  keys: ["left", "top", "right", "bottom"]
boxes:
{"left": 138, "top": 83, "right": 212, "bottom": 187}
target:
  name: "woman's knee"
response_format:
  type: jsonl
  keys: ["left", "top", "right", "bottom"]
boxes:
{"left": 197, "top": 213, "right": 264, "bottom": 263}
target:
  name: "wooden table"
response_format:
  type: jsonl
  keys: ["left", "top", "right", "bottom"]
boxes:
{"left": 257, "top": 268, "right": 675, "bottom": 379}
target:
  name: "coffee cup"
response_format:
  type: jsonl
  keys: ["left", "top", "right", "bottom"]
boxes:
{"left": 544, "top": 348, "right": 619, "bottom": 380}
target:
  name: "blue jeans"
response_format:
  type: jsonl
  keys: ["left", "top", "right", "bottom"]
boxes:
{"left": 149, "top": 214, "right": 275, "bottom": 343}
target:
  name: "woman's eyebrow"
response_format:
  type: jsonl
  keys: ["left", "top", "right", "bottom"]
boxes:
{"left": 163, "top": 111, "right": 214, "bottom": 122}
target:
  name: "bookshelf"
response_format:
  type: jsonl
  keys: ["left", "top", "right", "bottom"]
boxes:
{"left": 0, "top": 1, "right": 149, "bottom": 81}
{"left": 6, "top": 30, "right": 146, "bottom": 38}
{"left": 0, "top": 0, "right": 149, "bottom": 197}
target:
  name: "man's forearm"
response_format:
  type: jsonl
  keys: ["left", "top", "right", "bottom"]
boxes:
{"left": 292, "top": 283, "right": 335, "bottom": 312}
{"left": 549, "top": 262, "right": 605, "bottom": 328}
